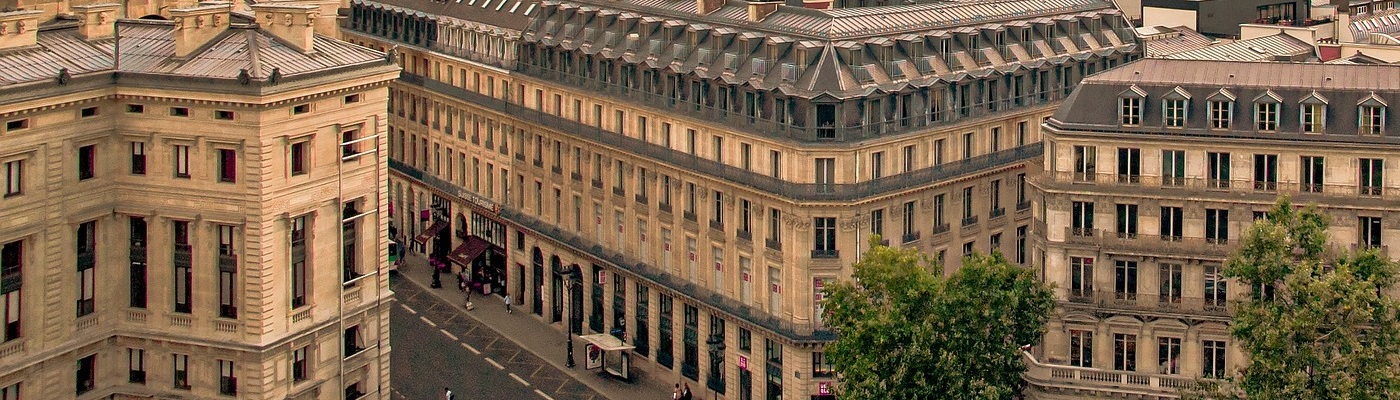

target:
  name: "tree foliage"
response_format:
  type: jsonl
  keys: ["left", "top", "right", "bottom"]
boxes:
{"left": 1217, "top": 198, "right": 1400, "bottom": 398}
{"left": 821, "top": 238, "right": 1055, "bottom": 400}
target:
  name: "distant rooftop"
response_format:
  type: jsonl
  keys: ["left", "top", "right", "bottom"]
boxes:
{"left": 1137, "top": 26, "right": 1214, "bottom": 58}
{"left": 0, "top": 13, "right": 389, "bottom": 88}
{"left": 1161, "top": 33, "right": 1315, "bottom": 62}
{"left": 353, "top": 0, "right": 542, "bottom": 32}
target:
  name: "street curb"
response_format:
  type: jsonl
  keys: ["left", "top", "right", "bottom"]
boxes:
{"left": 392, "top": 269, "right": 644, "bottom": 400}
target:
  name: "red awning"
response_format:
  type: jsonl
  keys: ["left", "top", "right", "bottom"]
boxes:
{"left": 413, "top": 221, "right": 448, "bottom": 244}
{"left": 447, "top": 236, "right": 492, "bottom": 266}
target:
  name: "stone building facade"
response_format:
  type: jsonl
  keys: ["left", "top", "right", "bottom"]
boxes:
{"left": 1030, "top": 59, "right": 1400, "bottom": 398}
{"left": 0, "top": 2, "right": 398, "bottom": 399}
{"left": 343, "top": 0, "right": 1139, "bottom": 398}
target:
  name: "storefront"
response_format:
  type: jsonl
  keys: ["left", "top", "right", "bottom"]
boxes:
{"left": 446, "top": 192, "right": 508, "bottom": 295}
{"left": 412, "top": 195, "right": 451, "bottom": 259}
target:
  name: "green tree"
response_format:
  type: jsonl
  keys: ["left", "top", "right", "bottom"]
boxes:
{"left": 821, "top": 238, "right": 1055, "bottom": 400}
{"left": 1218, "top": 198, "right": 1400, "bottom": 398}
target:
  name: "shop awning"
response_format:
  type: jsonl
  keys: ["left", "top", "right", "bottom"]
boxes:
{"left": 446, "top": 236, "right": 492, "bottom": 266}
{"left": 413, "top": 221, "right": 448, "bottom": 244}
{"left": 578, "top": 333, "right": 635, "bottom": 352}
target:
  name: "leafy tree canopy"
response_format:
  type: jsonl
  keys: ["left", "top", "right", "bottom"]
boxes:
{"left": 1217, "top": 198, "right": 1400, "bottom": 399}
{"left": 822, "top": 237, "right": 1055, "bottom": 400}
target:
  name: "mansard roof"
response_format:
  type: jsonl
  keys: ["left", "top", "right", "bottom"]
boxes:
{"left": 1052, "top": 59, "right": 1400, "bottom": 137}
{"left": 523, "top": 0, "right": 1135, "bottom": 99}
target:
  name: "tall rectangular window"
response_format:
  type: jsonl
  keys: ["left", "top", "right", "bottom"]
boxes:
{"left": 1291, "top": 154, "right": 1324, "bottom": 193}
{"left": 902, "top": 145, "right": 916, "bottom": 172}
{"left": 218, "top": 149, "right": 237, "bottom": 183}
{"left": 813, "top": 217, "right": 837, "bottom": 257}
{"left": 1016, "top": 173, "right": 1028, "bottom": 206}
{"left": 1073, "top": 145, "right": 1096, "bottom": 181}
{"left": 1360, "top": 158, "right": 1384, "bottom": 196}
{"left": 902, "top": 201, "right": 917, "bottom": 240}
{"left": 1255, "top": 101, "right": 1278, "bottom": 131}
{"left": 130, "top": 142, "right": 146, "bottom": 175}
{"left": 768, "top": 209, "right": 781, "bottom": 247}
{"left": 1205, "top": 265, "right": 1227, "bottom": 309}
{"left": 2, "top": 240, "right": 22, "bottom": 342}
{"left": 173, "top": 145, "right": 190, "bottom": 178}
{"left": 1302, "top": 103, "right": 1326, "bottom": 133}
{"left": 1117, "top": 147, "right": 1140, "bottom": 184}
{"left": 870, "top": 151, "right": 884, "bottom": 179}
{"left": 1159, "top": 206, "right": 1183, "bottom": 240}
{"left": 174, "top": 220, "right": 192, "bottom": 313}
{"left": 989, "top": 180, "right": 1002, "bottom": 214}
{"left": 769, "top": 150, "right": 781, "bottom": 178}
{"left": 1206, "top": 209, "right": 1229, "bottom": 244}
{"left": 1360, "top": 105, "right": 1386, "bottom": 135}
{"left": 290, "top": 141, "right": 308, "bottom": 175}
{"left": 1113, "top": 333, "right": 1137, "bottom": 371}
{"left": 1161, "top": 149, "right": 1185, "bottom": 186}
{"left": 76, "top": 221, "right": 96, "bottom": 317}
{"left": 292, "top": 346, "right": 310, "bottom": 381}
{"left": 78, "top": 145, "right": 95, "bottom": 180}
{"left": 291, "top": 215, "right": 309, "bottom": 308}
{"left": 129, "top": 217, "right": 148, "bottom": 308}
{"left": 962, "top": 132, "right": 974, "bottom": 158}
{"left": 1159, "top": 337, "right": 1182, "bottom": 374}
{"left": 219, "top": 360, "right": 237, "bottom": 395}
{"left": 1253, "top": 154, "right": 1278, "bottom": 191}
{"left": 1208, "top": 152, "right": 1231, "bottom": 188}
{"left": 682, "top": 304, "right": 699, "bottom": 379}
{"left": 1069, "top": 329, "right": 1093, "bottom": 368}
{"left": 1360, "top": 216, "right": 1383, "bottom": 249}
{"left": 740, "top": 143, "right": 752, "bottom": 170}
{"left": 933, "top": 139, "right": 945, "bottom": 165}
{"left": 2, "top": 160, "right": 20, "bottom": 197}
{"left": 659, "top": 294, "right": 674, "bottom": 368}
{"left": 218, "top": 225, "right": 237, "bottom": 318}
{"left": 1070, "top": 257, "right": 1093, "bottom": 297}
{"left": 1160, "top": 263, "right": 1183, "bottom": 305}
{"left": 1071, "top": 201, "right": 1094, "bottom": 236}
{"left": 128, "top": 348, "right": 146, "bottom": 384}
{"left": 740, "top": 199, "right": 752, "bottom": 237}
{"left": 173, "top": 354, "right": 190, "bottom": 389}
{"left": 1203, "top": 340, "right": 1227, "bottom": 378}
{"left": 1115, "top": 204, "right": 1138, "bottom": 238}
{"left": 961, "top": 186, "right": 975, "bottom": 224}
{"left": 1114, "top": 260, "right": 1137, "bottom": 300}
{"left": 635, "top": 284, "right": 650, "bottom": 356}
{"left": 76, "top": 354, "right": 95, "bottom": 394}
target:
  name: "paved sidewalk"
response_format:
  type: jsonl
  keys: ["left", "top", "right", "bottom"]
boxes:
{"left": 394, "top": 252, "right": 675, "bottom": 400}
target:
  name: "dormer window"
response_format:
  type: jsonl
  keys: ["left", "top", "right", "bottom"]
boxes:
{"left": 1300, "top": 91, "right": 1328, "bottom": 134}
{"left": 1119, "top": 86, "right": 1146, "bottom": 126}
{"left": 1254, "top": 91, "right": 1281, "bottom": 132}
{"left": 1163, "top": 86, "right": 1190, "bottom": 128}
{"left": 1208, "top": 89, "right": 1236, "bottom": 130}
{"left": 1359, "top": 93, "right": 1387, "bottom": 135}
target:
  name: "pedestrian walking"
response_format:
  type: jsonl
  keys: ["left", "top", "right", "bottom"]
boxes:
{"left": 681, "top": 383, "right": 692, "bottom": 400}
{"left": 673, "top": 384, "right": 681, "bottom": 400}
{"left": 443, "top": 387, "right": 454, "bottom": 400}
{"left": 504, "top": 294, "right": 513, "bottom": 314}
{"left": 457, "top": 269, "right": 467, "bottom": 292}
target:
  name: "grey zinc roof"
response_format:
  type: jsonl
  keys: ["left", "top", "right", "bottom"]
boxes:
{"left": 1162, "top": 33, "right": 1314, "bottom": 62}
{"left": 355, "top": 0, "right": 543, "bottom": 32}
{"left": 1053, "top": 59, "right": 1400, "bottom": 135}
{"left": 1139, "top": 26, "right": 1214, "bottom": 58}
{"left": 0, "top": 18, "right": 385, "bottom": 88}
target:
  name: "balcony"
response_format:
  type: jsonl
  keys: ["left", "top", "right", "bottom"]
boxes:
{"left": 613, "top": 186, "right": 626, "bottom": 197}
{"left": 990, "top": 207, "right": 1006, "bottom": 219}
{"left": 591, "top": 178, "right": 604, "bottom": 189}
{"left": 1253, "top": 181, "right": 1277, "bottom": 192}
{"left": 961, "top": 216, "right": 979, "bottom": 227}
{"left": 736, "top": 230, "right": 752, "bottom": 242}
{"left": 1207, "top": 179, "right": 1230, "bottom": 189}
{"left": 709, "top": 219, "right": 724, "bottom": 232}
{"left": 77, "top": 250, "right": 95, "bottom": 270}
{"left": 765, "top": 238, "right": 782, "bottom": 252}
{"left": 1162, "top": 176, "right": 1185, "bottom": 187}
{"left": 635, "top": 194, "right": 648, "bottom": 205}
{"left": 551, "top": 166, "right": 563, "bottom": 175}
{"left": 571, "top": 172, "right": 583, "bottom": 181}
{"left": 1116, "top": 174, "right": 1140, "bottom": 185}
{"left": 811, "top": 249, "right": 839, "bottom": 259}
{"left": 1022, "top": 351, "right": 1200, "bottom": 399}
{"left": 683, "top": 211, "right": 697, "bottom": 222}
{"left": 1362, "top": 186, "right": 1382, "bottom": 196}
{"left": 932, "top": 223, "right": 951, "bottom": 235}
{"left": 902, "top": 231, "right": 921, "bottom": 244}
{"left": 1064, "top": 289, "right": 1232, "bottom": 318}
{"left": 658, "top": 202, "right": 672, "bottom": 214}
{"left": 218, "top": 253, "right": 238, "bottom": 271}
{"left": 1016, "top": 201, "right": 1031, "bottom": 212}
{"left": 533, "top": 159, "right": 544, "bottom": 168}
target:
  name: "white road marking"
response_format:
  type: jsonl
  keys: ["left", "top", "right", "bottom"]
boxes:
{"left": 400, "top": 304, "right": 418, "bottom": 314}
{"left": 440, "top": 329, "right": 458, "bottom": 341}
{"left": 485, "top": 357, "right": 505, "bottom": 370}
{"left": 509, "top": 372, "right": 530, "bottom": 386}
{"left": 534, "top": 389, "right": 554, "bottom": 400}
{"left": 419, "top": 316, "right": 437, "bottom": 327}
{"left": 461, "top": 343, "right": 481, "bottom": 355}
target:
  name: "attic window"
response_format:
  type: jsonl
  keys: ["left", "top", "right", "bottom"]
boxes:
{"left": 215, "top": 110, "right": 235, "bottom": 120}
{"left": 126, "top": 104, "right": 145, "bottom": 114}
{"left": 5, "top": 119, "right": 28, "bottom": 132}
{"left": 293, "top": 104, "right": 312, "bottom": 115}
{"left": 344, "top": 94, "right": 362, "bottom": 104}
{"left": 170, "top": 107, "right": 190, "bottom": 117}
{"left": 80, "top": 107, "right": 99, "bottom": 118}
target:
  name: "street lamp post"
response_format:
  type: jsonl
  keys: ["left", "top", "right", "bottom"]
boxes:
{"left": 706, "top": 334, "right": 726, "bottom": 399}
{"left": 563, "top": 266, "right": 582, "bottom": 368}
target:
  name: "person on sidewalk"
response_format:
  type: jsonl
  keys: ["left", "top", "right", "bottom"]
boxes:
{"left": 504, "top": 294, "right": 513, "bottom": 314}
{"left": 672, "top": 384, "right": 681, "bottom": 400}
{"left": 681, "top": 383, "right": 692, "bottom": 400}
{"left": 443, "top": 387, "right": 454, "bottom": 400}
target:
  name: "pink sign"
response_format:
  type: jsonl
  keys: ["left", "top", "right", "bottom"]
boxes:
{"left": 738, "top": 355, "right": 748, "bottom": 371}
{"left": 819, "top": 382, "right": 832, "bottom": 395}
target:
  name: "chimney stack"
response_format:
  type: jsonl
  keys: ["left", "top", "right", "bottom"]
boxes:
{"left": 250, "top": 3, "right": 319, "bottom": 53}
{"left": 696, "top": 0, "right": 724, "bottom": 16}
{"left": 72, "top": 3, "right": 120, "bottom": 40}
{"left": 170, "top": 2, "right": 232, "bottom": 58}
{"left": 0, "top": 10, "right": 43, "bottom": 51}
{"left": 747, "top": 1, "right": 780, "bottom": 22}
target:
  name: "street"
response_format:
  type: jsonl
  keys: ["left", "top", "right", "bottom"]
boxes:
{"left": 389, "top": 275, "right": 606, "bottom": 400}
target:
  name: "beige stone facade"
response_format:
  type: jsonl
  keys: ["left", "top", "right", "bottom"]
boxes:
{"left": 1029, "top": 59, "right": 1400, "bottom": 398}
{"left": 345, "top": 0, "right": 1139, "bottom": 397}
{"left": 0, "top": 2, "right": 398, "bottom": 399}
